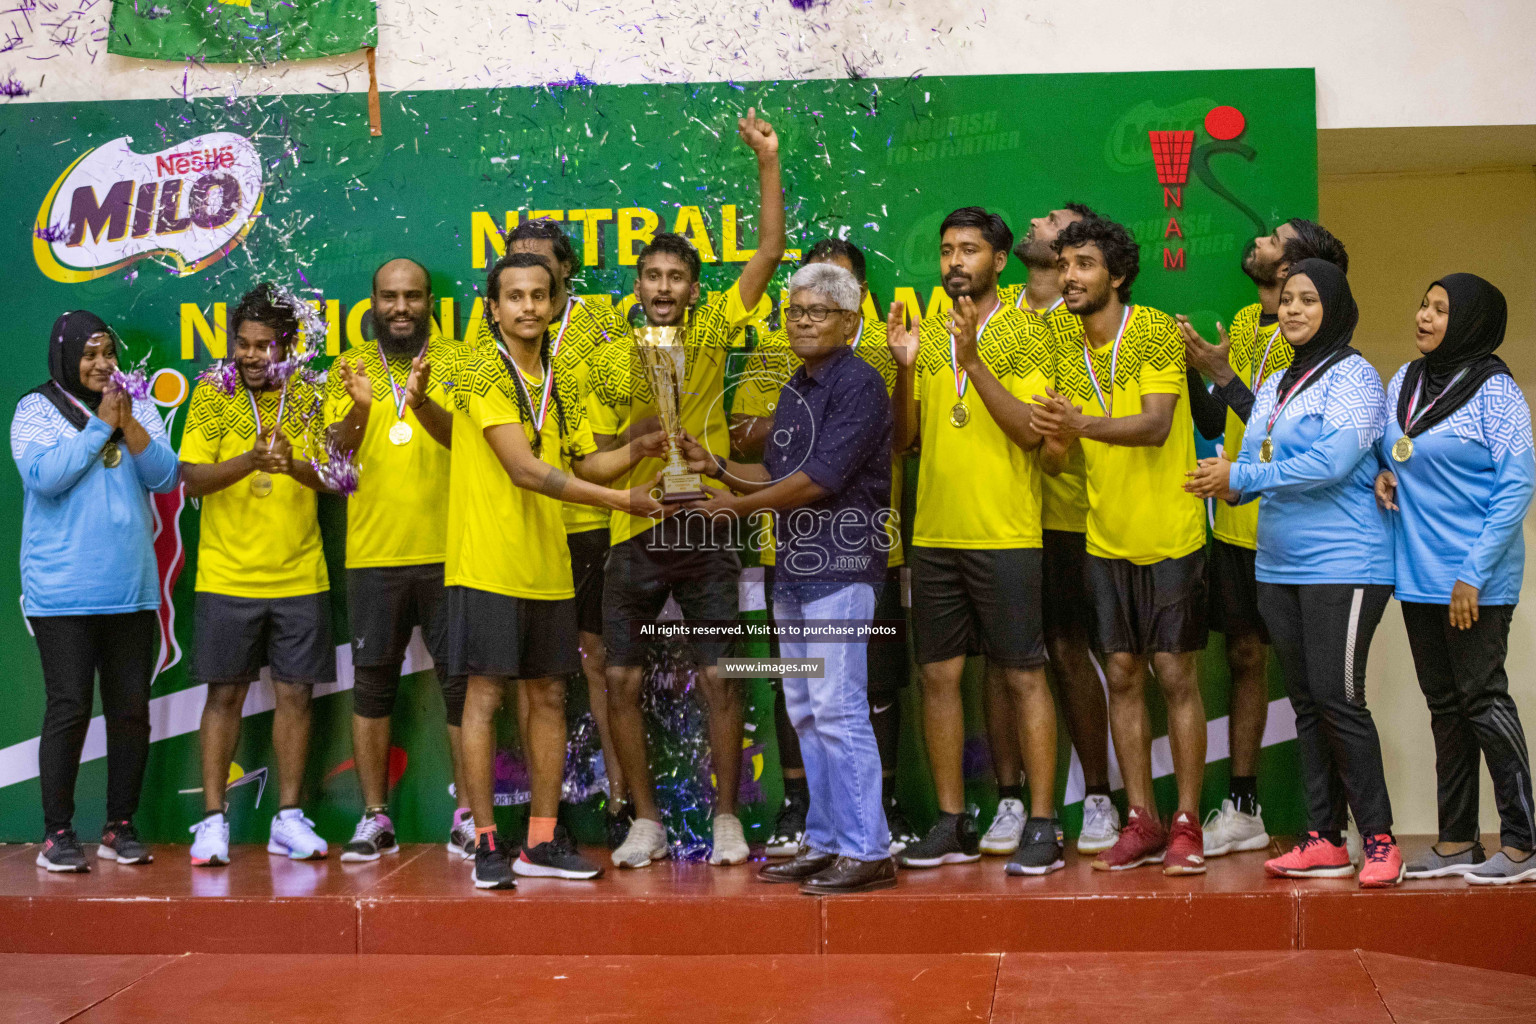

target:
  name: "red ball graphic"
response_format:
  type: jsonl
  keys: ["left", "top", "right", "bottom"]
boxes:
{"left": 1205, "top": 105, "right": 1245, "bottom": 141}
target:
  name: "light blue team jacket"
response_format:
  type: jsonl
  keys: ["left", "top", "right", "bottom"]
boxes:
{"left": 1228, "top": 354, "right": 1395, "bottom": 587}
{"left": 1379, "top": 366, "right": 1534, "bottom": 605}
{"left": 10, "top": 393, "right": 180, "bottom": 617}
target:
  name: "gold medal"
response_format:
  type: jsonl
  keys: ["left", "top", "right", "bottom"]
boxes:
{"left": 388, "top": 420, "right": 413, "bottom": 446}
{"left": 949, "top": 401, "right": 970, "bottom": 428}
{"left": 1391, "top": 435, "right": 1414, "bottom": 463}
{"left": 250, "top": 472, "right": 274, "bottom": 498}
{"left": 1259, "top": 437, "right": 1274, "bottom": 463}
{"left": 101, "top": 442, "right": 122, "bottom": 468}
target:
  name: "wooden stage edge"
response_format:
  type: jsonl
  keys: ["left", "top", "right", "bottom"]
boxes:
{"left": 0, "top": 836, "right": 1531, "bottom": 974}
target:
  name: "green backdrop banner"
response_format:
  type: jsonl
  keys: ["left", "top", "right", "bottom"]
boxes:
{"left": 0, "top": 68, "right": 1317, "bottom": 846}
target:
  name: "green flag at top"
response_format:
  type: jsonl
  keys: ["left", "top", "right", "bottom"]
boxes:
{"left": 108, "top": 0, "right": 377, "bottom": 63}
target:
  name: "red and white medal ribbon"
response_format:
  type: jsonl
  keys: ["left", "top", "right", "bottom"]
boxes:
{"left": 950, "top": 300, "right": 1002, "bottom": 401}
{"left": 1252, "top": 321, "right": 1281, "bottom": 390}
{"left": 1082, "top": 304, "right": 1132, "bottom": 416}
{"left": 1403, "top": 367, "right": 1469, "bottom": 434}
{"left": 375, "top": 342, "right": 412, "bottom": 423}
{"left": 1264, "top": 359, "right": 1329, "bottom": 437}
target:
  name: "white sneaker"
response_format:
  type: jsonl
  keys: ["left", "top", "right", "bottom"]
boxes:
{"left": 980, "top": 798, "right": 1026, "bottom": 855}
{"left": 190, "top": 813, "right": 230, "bottom": 867}
{"left": 611, "top": 817, "right": 669, "bottom": 868}
{"left": 448, "top": 811, "right": 475, "bottom": 860}
{"left": 1076, "top": 794, "right": 1120, "bottom": 855}
{"left": 709, "top": 812, "right": 750, "bottom": 866}
{"left": 1202, "top": 799, "right": 1271, "bottom": 857}
{"left": 268, "top": 810, "right": 328, "bottom": 860}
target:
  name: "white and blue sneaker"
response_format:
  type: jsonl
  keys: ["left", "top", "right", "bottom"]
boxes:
{"left": 268, "top": 809, "right": 328, "bottom": 860}
{"left": 190, "top": 812, "right": 230, "bottom": 867}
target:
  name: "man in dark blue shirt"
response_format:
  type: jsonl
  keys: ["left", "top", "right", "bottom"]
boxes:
{"left": 681, "top": 261, "right": 896, "bottom": 894}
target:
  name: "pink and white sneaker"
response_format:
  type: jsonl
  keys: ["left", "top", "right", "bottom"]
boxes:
{"left": 1265, "top": 831, "right": 1353, "bottom": 878}
{"left": 1358, "top": 833, "right": 1405, "bottom": 888}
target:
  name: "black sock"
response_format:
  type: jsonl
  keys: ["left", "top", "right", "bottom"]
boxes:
{"left": 1317, "top": 829, "right": 1344, "bottom": 846}
{"left": 1085, "top": 784, "right": 1111, "bottom": 799}
{"left": 1228, "top": 776, "right": 1258, "bottom": 816}
{"left": 881, "top": 773, "right": 896, "bottom": 805}
{"left": 997, "top": 784, "right": 1023, "bottom": 803}
{"left": 783, "top": 775, "right": 810, "bottom": 802}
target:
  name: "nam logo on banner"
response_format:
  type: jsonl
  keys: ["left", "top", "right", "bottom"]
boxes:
{"left": 33, "top": 133, "right": 264, "bottom": 283}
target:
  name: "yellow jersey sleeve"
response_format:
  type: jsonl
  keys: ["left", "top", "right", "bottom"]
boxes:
{"left": 586, "top": 343, "right": 629, "bottom": 437}
{"left": 178, "top": 383, "right": 226, "bottom": 464}
{"left": 1139, "top": 312, "right": 1185, "bottom": 396}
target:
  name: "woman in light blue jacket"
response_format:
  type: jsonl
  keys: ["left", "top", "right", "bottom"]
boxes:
{"left": 11, "top": 311, "right": 179, "bottom": 872}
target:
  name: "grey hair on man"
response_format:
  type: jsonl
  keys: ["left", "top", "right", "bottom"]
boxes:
{"left": 789, "top": 262, "right": 860, "bottom": 313}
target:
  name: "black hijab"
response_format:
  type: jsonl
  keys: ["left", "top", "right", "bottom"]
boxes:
{"left": 31, "top": 310, "right": 117, "bottom": 433}
{"left": 1274, "top": 258, "right": 1359, "bottom": 401}
{"left": 1396, "top": 274, "right": 1509, "bottom": 437}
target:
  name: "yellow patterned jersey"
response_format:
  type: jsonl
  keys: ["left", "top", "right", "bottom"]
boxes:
{"left": 912, "top": 302, "right": 1054, "bottom": 549}
{"left": 588, "top": 282, "right": 769, "bottom": 545}
{"left": 731, "top": 317, "right": 904, "bottom": 567}
{"left": 445, "top": 346, "right": 596, "bottom": 600}
{"left": 1212, "top": 302, "right": 1293, "bottom": 550}
{"left": 179, "top": 377, "right": 328, "bottom": 598}
{"left": 323, "top": 334, "right": 457, "bottom": 569}
{"left": 470, "top": 295, "right": 626, "bottom": 534}
{"left": 1005, "top": 292, "right": 1090, "bottom": 533}
{"left": 1052, "top": 304, "right": 1205, "bottom": 564}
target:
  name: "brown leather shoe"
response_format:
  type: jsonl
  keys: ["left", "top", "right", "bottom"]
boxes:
{"left": 799, "top": 856, "right": 897, "bottom": 894}
{"left": 758, "top": 848, "right": 836, "bottom": 883}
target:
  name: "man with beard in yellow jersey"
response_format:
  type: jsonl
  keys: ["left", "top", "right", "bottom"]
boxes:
{"left": 1033, "top": 215, "right": 1209, "bottom": 876}
{"left": 181, "top": 284, "right": 333, "bottom": 867}
{"left": 468, "top": 218, "right": 634, "bottom": 850}
{"left": 324, "top": 258, "right": 477, "bottom": 864}
{"left": 590, "top": 107, "right": 784, "bottom": 870}
{"left": 887, "top": 207, "right": 1064, "bottom": 877}
{"left": 1175, "top": 219, "right": 1351, "bottom": 859}
{"left": 729, "top": 238, "right": 920, "bottom": 857}
{"left": 987, "top": 203, "right": 1121, "bottom": 858}
{"left": 451, "top": 252, "right": 667, "bottom": 890}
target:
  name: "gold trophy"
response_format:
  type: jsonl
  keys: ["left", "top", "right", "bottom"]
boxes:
{"left": 634, "top": 325, "right": 709, "bottom": 503}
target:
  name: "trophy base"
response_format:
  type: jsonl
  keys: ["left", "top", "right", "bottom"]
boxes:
{"left": 659, "top": 471, "right": 708, "bottom": 504}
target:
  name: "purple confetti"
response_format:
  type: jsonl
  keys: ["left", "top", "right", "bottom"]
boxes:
{"left": 33, "top": 222, "right": 68, "bottom": 242}
{"left": 197, "top": 361, "right": 240, "bottom": 397}
{"left": 1, "top": 73, "right": 29, "bottom": 97}
{"left": 110, "top": 368, "right": 151, "bottom": 401}
{"left": 312, "top": 437, "right": 360, "bottom": 497}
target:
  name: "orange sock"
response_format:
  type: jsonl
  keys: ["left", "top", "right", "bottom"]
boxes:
{"left": 475, "top": 825, "right": 497, "bottom": 839}
{"left": 528, "top": 816, "right": 557, "bottom": 847}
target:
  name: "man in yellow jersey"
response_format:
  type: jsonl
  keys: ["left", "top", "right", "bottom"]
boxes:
{"left": 322, "top": 258, "right": 472, "bottom": 863}
{"left": 729, "top": 238, "right": 920, "bottom": 858}
{"left": 181, "top": 284, "right": 334, "bottom": 867}
{"left": 450, "top": 253, "right": 667, "bottom": 890}
{"left": 1176, "top": 219, "right": 1351, "bottom": 859}
{"left": 886, "top": 207, "right": 1064, "bottom": 877}
{"left": 985, "top": 203, "right": 1121, "bottom": 858}
{"left": 590, "top": 108, "right": 784, "bottom": 870}
{"left": 1033, "top": 216, "right": 1209, "bottom": 876}
{"left": 488, "top": 218, "right": 634, "bottom": 850}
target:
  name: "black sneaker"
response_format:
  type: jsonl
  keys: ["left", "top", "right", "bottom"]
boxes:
{"left": 36, "top": 827, "right": 89, "bottom": 872}
{"left": 896, "top": 812, "right": 981, "bottom": 869}
{"left": 98, "top": 820, "right": 153, "bottom": 865}
{"left": 516, "top": 824, "right": 604, "bottom": 880}
{"left": 1006, "top": 817, "right": 1065, "bottom": 876}
{"left": 473, "top": 832, "right": 516, "bottom": 890}
{"left": 341, "top": 813, "right": 400, "bottom": 863}
{"left": 606, "top": 801, "right": 635, "bottom": 850}
{"left": 765, "top": 792, "right": 808, "bottom": 858}
{"left": 885, "top": 800, "right": 922, "bottom": 856}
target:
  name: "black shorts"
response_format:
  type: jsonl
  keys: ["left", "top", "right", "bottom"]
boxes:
{"left": 443, "top": 586, "right": 580, "bottom": 680}
{"left": 1087, "top": 549, "right": 1209, "bottom": 656}
{"left": 909, "top": 546, "right": 1045, "bottom": 669}
{"left": 1041, "top": 529, "right": 1091, "bottom": 644}
{"left": 1207, "top": 539, "right": 1270, "bottom": 643}
{"left": 191, "top": 591, "right": 336, "bottom": 686}
{"left": 566, "top": 528, "right": 609, "bottom": 637}
{"left": 347, "top": 564, "right": 451, "bottom": 668}
{"left": 867, "top": 567, "right": 912, "bottom": 705}
{"left": 602, "top": 531, "right": 740, "bottom": 668}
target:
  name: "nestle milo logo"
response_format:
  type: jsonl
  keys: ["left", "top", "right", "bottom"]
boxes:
{"left": 1104, "top": 98, "right": 1214, "bottom": 173}
{"left": 33, "top": 133, "right": 264, "bottom": 283}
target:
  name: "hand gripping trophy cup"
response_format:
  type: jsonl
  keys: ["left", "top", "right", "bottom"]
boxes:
{"left": 634, "top": 325, "right": 709, "bottom": 502}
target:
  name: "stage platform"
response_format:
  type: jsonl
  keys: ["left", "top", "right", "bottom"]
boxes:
{"left": 1, "top": 836, "right": 1532, "bottom": 976}
{"left": 8, "top": 949, "right": 1536, "bottom": 1023}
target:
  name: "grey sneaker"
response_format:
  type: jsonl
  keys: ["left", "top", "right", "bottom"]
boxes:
{"left": 1404, "top": 842, "right": 1485, "bottom": 879}
{"left": 1005, "top": 817, "right": 1065, "bottom": 876}
{"left": 1466, "top": 850, "right": 1536, "bottom": 886}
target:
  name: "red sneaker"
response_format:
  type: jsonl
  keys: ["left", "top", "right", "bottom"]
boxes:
{"left": 1162, "top": 810, "right": 1206, "bottom": 875}
{"left": 1359, "top": 833, "right": 1404, "bottom": 888}
{"left": 1092, "top": 806, "right": 1166, "bottom": 871}
{"left": 1264, "top": 832, "right": 1353, "bottom": 878}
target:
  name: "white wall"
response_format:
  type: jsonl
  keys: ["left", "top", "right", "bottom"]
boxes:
{"left": 4, "top": 1, "right": 1535, "bottom": 129}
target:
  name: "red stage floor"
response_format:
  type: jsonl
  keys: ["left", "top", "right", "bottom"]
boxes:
{"left": 1, "top": 836, "right": 1532, "bottom": 976}
{"left": 5, "top": 950, "right": 1536, "bottom": 1023}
